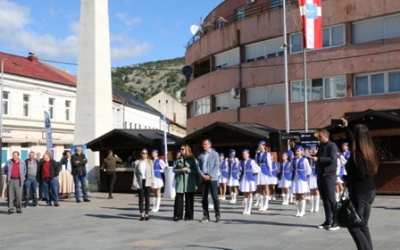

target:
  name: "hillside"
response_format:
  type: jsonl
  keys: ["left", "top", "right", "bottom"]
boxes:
{"left": 111, "top": 57, "right": 187, "bottom": 103}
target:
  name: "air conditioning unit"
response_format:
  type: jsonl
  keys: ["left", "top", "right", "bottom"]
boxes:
{"left": 247, "top": 0, "right": 256, "bottom": 4}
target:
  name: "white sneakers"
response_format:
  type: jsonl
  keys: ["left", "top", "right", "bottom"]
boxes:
{"left": 310, "top": 196, "right": 320, "bottom": 213}
{"left": 259, "top": 196, "right": 269, "bottom": 211}
{"left": 254, "top": 193, "right": 261, "bottom": 207}
{"left": 242, "top": 197, "right": 253, "bottom": 215}
{"left": 152, "top": 197, "right": 161, "bottom": 212}
{"left": 242, "top": 198, "right": 248, "bottom": 215}
{"left": 229, "top": 193, "right": 237, "bottom": 204}
{"left": 295, "top": 200, "right": 306, "bottom": 217}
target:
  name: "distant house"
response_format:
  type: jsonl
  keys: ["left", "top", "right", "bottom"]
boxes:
{"left": 146, "top": 90, "right": 187, "bottom": 128}
{"left": 0, "top": 52, "right": 170, "bottom": 161}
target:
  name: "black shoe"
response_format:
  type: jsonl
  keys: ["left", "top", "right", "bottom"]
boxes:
{"left": 33, "top": 204, "right": 37, "bottom": 207}
{"left": 108, "top": 196, "right": 113, "bottom": 199}
{"left": 76, "top": 200, "right": 81, "bottom": 203}
{"left": 83, "top": 199, "right": 91, "bottom": 202}
{"left": 318, "top": 221, "right": 331, "bottom": 229}
{"left": 328, "top": 222, "right": 340, "bottom": 231}
{"left": 145, "top": 217, "right": 149, "bottom": 221}
{"left": 173, "top": 217, "right": 179, "bottom": 222}
{"left": 46, "top": 203, "right": 52, "bottom": 207}
{"left": 216, "top": 216, "right": 221, "bottom": 223}
{"left": 23, "top": 204, "right": 27, "bottom": 208}
{"left": 16, "top": 209, "right": 22, "bottom": 214}
{"left": 7, "top": 210, "right": 13, "bottom": 215}
{"left": 54, "top": 204, "right": 60, "bottom": 207}
{"left": 139, "top": 217, "right": 145, "bottom": 221}
{"left": 199, "top": 216, "right": 209, "bottom": 223}
{"left": 184, "top": 218, "right": 193, "bottom": 221}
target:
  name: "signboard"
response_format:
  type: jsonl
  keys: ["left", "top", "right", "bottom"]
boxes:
{"left": 2, "top": 130, "right": 12, "bottom": 138}
{"left": 42, "top": 132, "right": 62, "bottom": 140}
{"left": 299, "top": 132, "right": 319, "bottom": 146}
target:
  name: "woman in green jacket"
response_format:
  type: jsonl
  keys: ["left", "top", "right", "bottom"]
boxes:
{"left": 173, "top": 144, "right": 198, "bottom": 221}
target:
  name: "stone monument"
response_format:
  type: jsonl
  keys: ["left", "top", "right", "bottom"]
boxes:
{"left": 74, "top": 0, "right": 113, "bottom": 189}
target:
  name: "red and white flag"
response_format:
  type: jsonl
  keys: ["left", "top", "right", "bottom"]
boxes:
{"left": 299, "top": 0, "right": 322, "bottom": 49}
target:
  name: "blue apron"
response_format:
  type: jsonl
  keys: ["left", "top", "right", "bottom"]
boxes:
{"left": 311, "top": 161, "right": 318, "bottom": 177}
{"left": 292, "top": 157, "right": 308, "bottom": 181}
{"left": 257, "top": 151, "right": 271, "bottom": 176}
{"left": 220, "top": 161, "right": 228, "bottom": 178}
{"left": 281, "top": 161, "right": 292, "bottom": 181}
{"left": 229, "top": 161, "right": 239, "bottom": 180}
{"left": 271, "top": 161, "right": 277, "bottom": 177}
{"left": 240, "top": 159, "right": 255, "bottom": 182}
{"left": 154, "top": 159, "right": 162, "bottom": 179}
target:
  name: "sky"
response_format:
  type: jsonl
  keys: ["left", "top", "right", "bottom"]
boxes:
{"left": 0, "top": 0, "right": 224, "bottom": 74}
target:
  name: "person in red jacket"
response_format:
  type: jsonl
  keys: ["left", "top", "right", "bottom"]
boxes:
{"left": 4, "top": 151, "right": 26, "bottom": 214}
{"left": 39, "top": 152, "right": 60, "bottom": 207}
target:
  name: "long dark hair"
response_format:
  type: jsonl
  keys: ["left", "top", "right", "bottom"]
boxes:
{"left": 351, "top": 124, "right": 378, "bottom": 176}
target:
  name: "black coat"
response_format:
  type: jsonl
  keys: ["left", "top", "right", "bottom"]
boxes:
{"left": 71, "top": 153, "right": 87, "bottom": 176}
{"left": 316, "top": 141, "right": 338, "bottom": 177}
{"left": 38, "top": 159, "right": 60, "bottom": 182}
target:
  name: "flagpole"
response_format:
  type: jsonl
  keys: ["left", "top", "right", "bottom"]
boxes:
{"left": 303, "top": 48, "right": 308, "bottom": 132}
{"left": 283, "top": 0, "right": 290, "bottom": 134}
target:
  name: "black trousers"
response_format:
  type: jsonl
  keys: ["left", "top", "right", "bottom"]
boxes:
{"left": 201, "top": 180, "right": 220, "bottom": 218}
{"left": 106, "top": 172, "right": 116, "bottom": 196}
{"left": 317, "top": 174, "right": 337, "bottom": 224}
{"left": 138, "top": 180, "right": 151, "bottom": 214}
{"left": 173, "top": 192, "right": 195, "bottom": 220}
{"left": 348, "top": 189, "right": 376, "bottom": 250}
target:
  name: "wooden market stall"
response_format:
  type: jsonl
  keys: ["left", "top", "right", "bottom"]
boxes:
{"left": 86, "top": 129, "right": 181, "bottom": 193}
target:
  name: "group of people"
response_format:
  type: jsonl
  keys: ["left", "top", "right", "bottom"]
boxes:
{"left": 3, "top": 147, "right": 90, "bottom": 214}
{"left": 129, "top": 118, "right": 377, "bottom": 250}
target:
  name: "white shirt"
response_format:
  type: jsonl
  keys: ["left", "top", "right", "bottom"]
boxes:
{"left": 139, "top": 160, "right": 147, "bottom": 180}
{"left": 66, "top": 158, "right": 72, "bottom": 171}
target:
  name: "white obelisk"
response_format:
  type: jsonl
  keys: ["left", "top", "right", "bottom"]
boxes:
{"left": 74, "top": 0, "right": 113, "bottom": 189}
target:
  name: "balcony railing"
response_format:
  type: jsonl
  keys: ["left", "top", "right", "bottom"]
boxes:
{"left": 185, "top": 0, "right": 298, "bottom": 49}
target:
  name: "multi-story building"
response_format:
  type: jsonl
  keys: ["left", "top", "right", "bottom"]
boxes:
{"left": 0, "top": 52, "right": 169, "bottom": 163}
{"left": 185, "top": 0, "right": 400, "bottom": 133}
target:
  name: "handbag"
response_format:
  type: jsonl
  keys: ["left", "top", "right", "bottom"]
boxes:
{"left": 334, "top": 186, "right": 363, "bottom": 227}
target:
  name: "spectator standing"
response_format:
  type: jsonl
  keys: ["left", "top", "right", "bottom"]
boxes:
{"left": 197, "top": 138, "right": 221, "bottom": 223}
{"left": 24, "top": 151, "right": 40, "bottom": 207}
{"left": 101, "top": 150, "right": 122, "bottom": 199}
{"left": 71, "top": 147, "right": 90, "bottom": 203}
{"left": 341, "top": 118, "right": 378, "bottom": 250}
{"left": 312, "top": 129, "right": 339, "bottom": 230}
{"left": 39, "top": 152, "right": 60, "bottom": 207}
{"left": 4, "top": 152, "right": 26, "bottom": 214}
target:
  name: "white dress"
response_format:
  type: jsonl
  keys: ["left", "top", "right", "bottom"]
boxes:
{"left": 239, "top": 159, "right": 260, "bottom": 192}
{"left": 336, "top": 158, "right": 344, "bottom": 184}
{"left": 270, "top": 161, "right": 278, "bottom": 185}
{"left": 291, "top": 157, "right": 311, "bottom": 194}
{"left": 153, "top": 158, "right": 167, "bottom": 189}
{"left": 218, "top": 161, "right": 228, "bottom": 184}
{"left": 227, "top": 159, "right": 240, "bottom": 186}
{"left": 278, "top": 161, "right": 292, "bottom": 188}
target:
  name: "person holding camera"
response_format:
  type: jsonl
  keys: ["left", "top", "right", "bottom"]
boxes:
{"left": 101, "top": 150, "right": 122, "bottom": 199}
{"left": 340, "top": 118, "right": 378, "bottom": 250}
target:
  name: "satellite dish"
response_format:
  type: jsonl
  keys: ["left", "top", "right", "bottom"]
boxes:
{"left": 182, "top": 65, "right": 193, "bottom": 77}
{"left": 231, "top": 88, "right": 240, "bottom": 99}
{"left": 190, "top": 25, "right": 200, "bottom": 35}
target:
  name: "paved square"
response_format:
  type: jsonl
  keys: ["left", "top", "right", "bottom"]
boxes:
{"left": 1, "top": 193, "right": 399, "bottom": 249}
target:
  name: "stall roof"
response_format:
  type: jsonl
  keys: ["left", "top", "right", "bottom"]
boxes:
{"left": 178, "top": 122, "right": 298, "bottom": 146}
{"left": 86, "top": 129, "right": 182, "bottom": 151}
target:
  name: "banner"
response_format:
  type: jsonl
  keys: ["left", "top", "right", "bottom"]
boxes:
{"left": 299, "top": 0, "right": 322, "bottom": 49}
{"left": 44, "top": 111, "right": 54, "bottom": 157}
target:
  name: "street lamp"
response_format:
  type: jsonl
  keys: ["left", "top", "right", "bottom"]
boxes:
{"left": 1, "top": 58, "right": 7, "bottom": 170}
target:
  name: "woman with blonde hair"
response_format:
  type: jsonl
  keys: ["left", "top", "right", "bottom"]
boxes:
{"left": 173, "top": 144, "right": 198, "bottom": 221}
{"left": 132, "top": 148, "right": 155, "bottom": 221}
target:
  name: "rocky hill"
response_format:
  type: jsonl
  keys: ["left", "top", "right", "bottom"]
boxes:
{"left": 111, "top": 57, "right": 186, "bottom": 103}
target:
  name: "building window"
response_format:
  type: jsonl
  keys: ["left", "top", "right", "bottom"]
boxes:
{"left": 65, "top": 101, "right": 70, "bottom": 121}
{"left": 353, "top": 14, "right": 400, "bottom": 44}
{"left": 270, "top": 0, "right": 283, "bottom": 10}
{"left": 291, "top": 24, "right": 345, "bottom": 53}
{"left": 215, "top": 20, "right": 222, "bottom": 29}
{"left": 245, "top": 37, "right": 284, "bottom": 62}
{"left": 214, "top": 48, "right": 240, "bottom": 69}
{"left": 49, "top": 98, "right": 54, "bottom": 119}
{"left": 194, "top": 97, "right": 210, "bottom": 117}
{"left": 215, "top": 92, "right": 240, "bottom": 111}
{"left": 354, "top": 70, "right": 400, "bottom": 96}
{"left": 236, "top": 6, "right": 245, "bottom": 21}
{"left": 246, "top": 84, "right": 285, "bottom": 106}
{"left": 292, "top": 76, "right": 346, "bottom": 102}
{"left": 23, "top": 94, "right": 29, "bottom": 117}
{"left": 2, "top": 92, "right": 9, "bottom": 115}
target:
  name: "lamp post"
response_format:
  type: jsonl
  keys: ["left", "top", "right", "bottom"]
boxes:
{"left": 1, "top": 58, "right": 7, "bottom": 169}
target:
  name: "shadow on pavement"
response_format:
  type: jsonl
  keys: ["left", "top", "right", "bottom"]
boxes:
{"left": 223, "top": 218, "right": 318, "bottom": 228}
{"left": 373, "top": 206, "right": 400, "bottom": 210}
{"left": 186, "top": 245, "right": 234, "bottom": 250}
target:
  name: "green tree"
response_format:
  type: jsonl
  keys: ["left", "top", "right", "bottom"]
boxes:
{"left": 124, "top": 75, "right": 129, "bottom": 83}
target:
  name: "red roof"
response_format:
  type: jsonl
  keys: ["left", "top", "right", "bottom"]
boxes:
{"left": 0, "top": 52, "right": 76, "bottom": 86}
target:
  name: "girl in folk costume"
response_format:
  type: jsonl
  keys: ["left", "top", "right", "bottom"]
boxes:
{"left": 304, "top": 146, "right": 311, "bottom": 201}
{"left": 335, "top": 150, "right": 346, "bottom": 202}
{"left": 339, "top": 142, "right": 350, "bottom": 184}
{"left": 151, "top": 149, "right": 167, "bottom": 212}
{"left": 277, "top": 151, "right": 292, "bottom": 205}
{"left": 239, "top": 149, "right": 261, "bottom": 215}
{"left": 286, "top": 150, "right": 295, "bottom": 204}
{"left": 255, "top": 140, "right": 273, "bottom": 211}
{"left": 291, "top": 146, "right": 312, "bottom": 217}
{"left": 253, "top": 149, "right": 262, "bottom": 207}
{"left": 226, "top": 149, "right": 239, "bottom": 199}
{"left": 307, "top": 145, "right": 320, "bottom": 213}
{"left": 270, "top": 154, "right": 278, "bottom": 201}
{"left": 218, "top": 153, "right": 228, "bottom": 201}
{"left": 227, "top": 153, "right": 240, "bottom": 204}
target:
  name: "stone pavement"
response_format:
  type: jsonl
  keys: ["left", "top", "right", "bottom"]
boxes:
{"left": 0, "top": 193, "right": 399, "bottom": 250}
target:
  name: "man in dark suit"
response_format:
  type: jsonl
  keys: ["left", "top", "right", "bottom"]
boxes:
{"left": 197, "top": 138, "right": 221, "bottom": 223}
